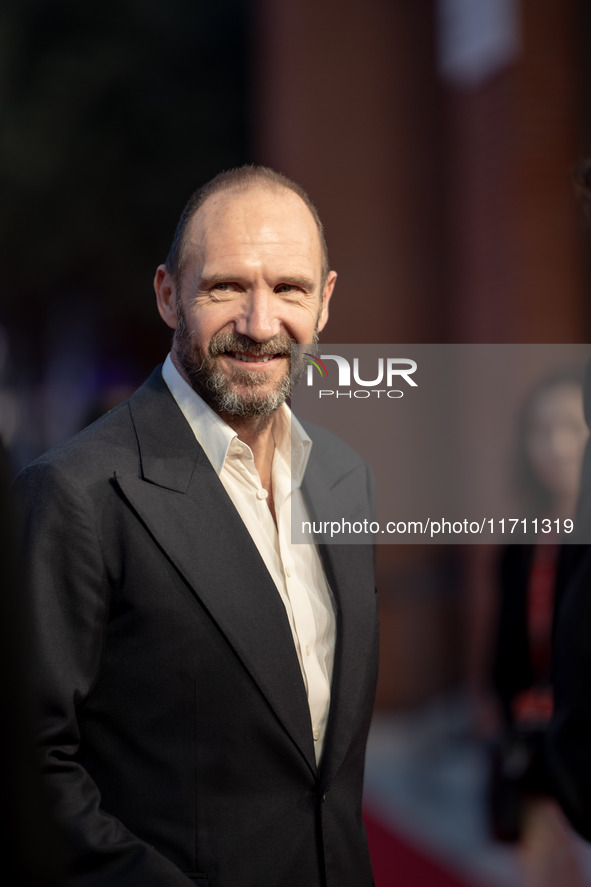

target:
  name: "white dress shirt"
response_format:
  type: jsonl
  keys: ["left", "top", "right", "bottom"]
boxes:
{"left": 162, "top": 354, "right": 335, "bottom": 763}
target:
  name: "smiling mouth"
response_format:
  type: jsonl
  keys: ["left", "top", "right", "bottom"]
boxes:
{"left": 230, "top": 352, "right": 283, "bottom": 364}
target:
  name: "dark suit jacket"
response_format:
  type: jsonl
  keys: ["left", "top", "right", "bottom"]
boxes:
{"left": 546, "top": 543, "right": 591, "bottom": 840}
{"left": 492, "top": 545, "right": 538, "bottom": 723}
{"left": 0, "top": 445, "right": 66, "bottom": 887}
{"left": 14, "top": 367, "right": 378, "bottom": 887}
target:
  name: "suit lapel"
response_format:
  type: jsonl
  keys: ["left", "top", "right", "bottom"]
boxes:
{"left": 302, "top": 454, "right": 378, "bottom": 783}
{"left": 317, "top": 543, "right": 377, "bottom": 781}
{"left": 115, "top": 370, "right": 317, "bottom": 774}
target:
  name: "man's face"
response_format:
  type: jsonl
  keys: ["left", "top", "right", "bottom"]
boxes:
{"left": 155, "top": 185, "right": 335, "bottom": 419}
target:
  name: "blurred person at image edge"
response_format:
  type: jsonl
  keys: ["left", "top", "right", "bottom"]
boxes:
{"left": 547, "top": 157, "right": 591, "bottom": 844}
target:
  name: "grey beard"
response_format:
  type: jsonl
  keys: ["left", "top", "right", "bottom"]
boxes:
{"left": 174, "top": 319, "right": 308, "bottom": 418}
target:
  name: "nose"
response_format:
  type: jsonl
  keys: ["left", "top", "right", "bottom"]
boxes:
{"left": 234, "top": 288, "right": 281, "bottom": 342}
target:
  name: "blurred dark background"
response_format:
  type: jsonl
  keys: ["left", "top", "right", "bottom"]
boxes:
{"left": 0, "top": 0, "right": 251, "bottom": 465}
{"left": 3, "top": 1, "right": 591, "bottom": 884}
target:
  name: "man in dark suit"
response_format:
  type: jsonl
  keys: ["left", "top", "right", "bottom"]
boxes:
{"left": 15, "top": 166, "right": 378, "bottom": 886}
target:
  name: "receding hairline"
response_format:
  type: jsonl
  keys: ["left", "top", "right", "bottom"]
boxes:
{"left": 184, "top": 182, "right": 324, "bottom": 266}
{"left": 165, "top": 166, "right": 330, "bottom": 287}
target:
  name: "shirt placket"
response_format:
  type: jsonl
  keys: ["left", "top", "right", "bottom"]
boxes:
{"left": 274, "top": 470, "right": 330, "bottom": 749}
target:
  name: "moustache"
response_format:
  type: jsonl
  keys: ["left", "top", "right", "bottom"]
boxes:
{"left": 208, "top": 332, "right": 295, "bottom": 359}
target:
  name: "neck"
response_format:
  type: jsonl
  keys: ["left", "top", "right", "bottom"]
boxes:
{"left": 221, "top": 412, "right": 276, "bottom": 484}
{"left": 552, "top": 491, "right": 577, "bottom": 522}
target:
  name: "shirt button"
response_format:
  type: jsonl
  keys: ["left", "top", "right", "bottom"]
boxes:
{"left": 313, "top": 728, "right": 320, "bottom": 741}
{"left": 256, "top": 488, "right": 268, "bottom": 500}
{"left": 285, "top": 565, "right": 292, "bottom": 577}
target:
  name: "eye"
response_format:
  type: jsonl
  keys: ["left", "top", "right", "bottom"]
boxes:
{"left": 275, "top": 283, "right": 302, "bottom": 294}
{"left": 207, "top": 281, "right": 241, "bottom": 299}
{"left": 212, "top": 282, "right": 235, "bottom": 292}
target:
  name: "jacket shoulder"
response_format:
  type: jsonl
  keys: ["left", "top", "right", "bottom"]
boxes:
{"left": 17, "top": 399, "right": 136, "bottom": 487}
{"left": 15, "top": 366, "right": 169, "bottom": 486}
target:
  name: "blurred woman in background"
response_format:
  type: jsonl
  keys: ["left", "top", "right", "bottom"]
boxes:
{"left": 490, "top": 369, "right": 589, "bottom": 887}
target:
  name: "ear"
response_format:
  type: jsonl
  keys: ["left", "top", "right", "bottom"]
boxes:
{"left": 154, "top": 264, "right": 178, "bottom": 330}
{"left": 317, "top": 270, "right": 337, "bottom": 334}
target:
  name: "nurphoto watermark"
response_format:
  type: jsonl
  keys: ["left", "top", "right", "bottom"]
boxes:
{"left": 291, "top": 344, "right": 591, "bottom": 545}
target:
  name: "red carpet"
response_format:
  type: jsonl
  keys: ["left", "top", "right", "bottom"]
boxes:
{"left": 363, "top": 806, "right": 478, "bottom": 887}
